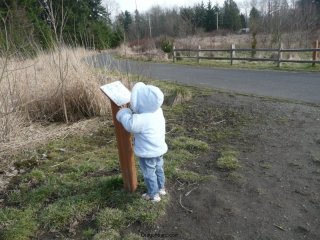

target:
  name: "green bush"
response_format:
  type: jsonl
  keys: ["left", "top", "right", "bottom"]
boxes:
{"left": 161, "top": 39, "right": 173, "bottom": 53}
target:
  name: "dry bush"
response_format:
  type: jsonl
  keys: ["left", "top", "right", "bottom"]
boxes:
{"left": 117, "top": 43, "right": 169, "bottom": 61}
{"left": 0, "top": 47, "right": 120, "bottom": 143}
{"left": 129, "top": 38, "right": 156, "bottom": 52}
{"left": 174, "top": 34, "right": 253, "bottom": 50}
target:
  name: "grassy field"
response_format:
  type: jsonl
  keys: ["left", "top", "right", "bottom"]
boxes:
{"left": 0, "top": 75, "right": 249, "bottom": 239}
{"left": 2, "top": 43, "right": 317, "bottom": 239}
{"left": 173, "top": 58, "right": 320, "bottom": 72}
{"left": 116, "top": 32, "right": 320, "bottom": 72}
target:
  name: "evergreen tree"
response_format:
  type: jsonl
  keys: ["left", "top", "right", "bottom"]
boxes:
{"left": 0, "top": 0, "right": 122, "bottom": 53}
{"left": 123, "top": 11, "right": 133, "bottom": 34}
{"left": 249, "top": 7, "right": 261, "bottom": 57}
{"left": 222, "top": 0, "right": 241, "bottom": 31}
{"left": 0, "top": 0, "right": 54, "bottom": 54}
{"left": 249, "top": 6, "right": 260, "bottom": 30}
{"left": 194, "top": 2, "right": 206, "bottom": 29}
{"left": 205, "top": 1, "right": 216, "bottom": 32}
{"left": 134, "top": 9, "right": 141, "bottom": 40}
{"left": 116, "top": 10, "right": 133, "bottom": 41}
{"left": 240, "top": 14, "right": 246, "bottom": 28}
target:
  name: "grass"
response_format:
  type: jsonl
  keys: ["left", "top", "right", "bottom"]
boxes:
{"left": 169, "top": 136, "right": 209, "bottom": 152}
{"left": 216, "top": 148, "right": 240, "bottom": 171}
{"left": 114, "top": 45, "right": 320, "bottom": 73}
{"left": 1, "top": 126, "right": 169, "bottom": 239}
{"left": 0, "top": 79, "right": 249, "bottom": 239}
{"left": 0, "top": 47, "right": 133, "bottom": 145}
{"left": 0, "top": 208, "right": 38, "bottom": 240}
{"left": 174, "top": 58, "right": 320, "bottom": 72}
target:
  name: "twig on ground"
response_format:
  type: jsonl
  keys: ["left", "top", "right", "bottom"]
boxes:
{"left": 50, "top": 162, "right": 64, "bottom": 168}
{"left": 177, "top": 179, "right": 184, "bottom": 185}
{"left": 62, "top": 132, "right": 70, "bottom": 140}
{"left": 185, "top": 186, "right": 199, "bottom": 197}
{"left": 166, "top": 127, "right": 176, "bottom": 135}
{"left": 213, "top": 120, "right": 226, "bottom": 125}
{"left": 179, "top": 194, "right": 193, "bottom": 213}
{"left": 274, "top": 224, "right": 286, "bottom": 231}
{"left": 176, "top": 179, "right": 185, "bottom": 190}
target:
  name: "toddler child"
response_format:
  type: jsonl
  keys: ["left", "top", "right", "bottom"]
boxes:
{"left": 116, "top": 82, "right": 168, "bottom": 202}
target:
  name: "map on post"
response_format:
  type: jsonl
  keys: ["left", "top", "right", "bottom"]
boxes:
{"left": 100, "top": 81, "right": 131, "bottom": 106}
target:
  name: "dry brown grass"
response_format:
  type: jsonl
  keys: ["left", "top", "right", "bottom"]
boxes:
{"left": 0, "top": 47, "right": 128, "bottom": 146}
{"left": 117, "top": 43, "right": 170, "bottom": 62}
{"left": 173, "top": 32, "right": 316, "bottom": 50}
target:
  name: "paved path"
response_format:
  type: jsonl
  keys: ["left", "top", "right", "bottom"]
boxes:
{"left": 89, "top": 53, "right": 320, "bottom": 104}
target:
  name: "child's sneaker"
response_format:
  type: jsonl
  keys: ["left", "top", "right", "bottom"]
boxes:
{"left": 142, "top": 193, "right": 161, "bottom": 202}
{"left": 159, "top": 188, "right": 167, "bottom": 196}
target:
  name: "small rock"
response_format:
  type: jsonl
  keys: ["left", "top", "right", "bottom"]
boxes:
{"left": 19, "top": 169, "right": 26, "bottom": 174}
{"left": 59, "top": 148, "right": 66, "bottom": 153}
{"left": 295, "top": 225, "right": 310, "bottom": 234}
{"left": 5, "top": 172, "right": 14, "bottom": 177}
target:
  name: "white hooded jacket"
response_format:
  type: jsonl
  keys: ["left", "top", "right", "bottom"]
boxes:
{"left": 116, "top": 82, "right": 168, "bottom": 158}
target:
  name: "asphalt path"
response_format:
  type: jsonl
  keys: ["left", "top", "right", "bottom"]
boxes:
{"left": 89, "top": 53, "right": 320, "bottom": 104}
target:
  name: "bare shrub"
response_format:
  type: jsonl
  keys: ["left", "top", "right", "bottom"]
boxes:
{"left": 0, "top": 47, "right": 114, "bottom": 142}
{"left": 21, "top": 48, "right": 109, "bottom": 122}
{"left": 129, "top": 38, "right": 156, "bottom": 52}
{"left": 117, "top": 43, "right": 169, "bottom": 62}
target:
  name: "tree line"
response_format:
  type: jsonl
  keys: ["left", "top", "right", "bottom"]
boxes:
{"left": 0, "top": 0, "right": 319, "bottom": 54}
{"left": 114, "top": 0, "right": 245, "bottom": 40}
{"left": 0, "top": 0, "right": 123, "bottom": 54}
{"left": 116, "top": 0, "right": 320, "bottom": 47}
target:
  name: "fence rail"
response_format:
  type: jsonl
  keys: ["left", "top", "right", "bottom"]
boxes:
{"left": 173, "top": 40, "right": 320, "bottom": 67}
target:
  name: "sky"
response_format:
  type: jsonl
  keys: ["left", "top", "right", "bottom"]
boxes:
{"left": 105, "top": 0, "right": 228, "bottom": 15}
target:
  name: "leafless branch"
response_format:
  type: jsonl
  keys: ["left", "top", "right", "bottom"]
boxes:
{"left": 179, "top": 194, "right": 193, "bottom": 213}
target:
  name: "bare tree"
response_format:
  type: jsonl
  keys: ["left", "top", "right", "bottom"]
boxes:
{"left": 46, "top": 0, "right": 69, "bottom": 123}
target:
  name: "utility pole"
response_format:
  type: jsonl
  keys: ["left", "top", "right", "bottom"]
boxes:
{"left": 216, "top": 12, "right": 219, "bottom": 30}
{"left": 148, "top": 15, "right": 152, "bottom": 38}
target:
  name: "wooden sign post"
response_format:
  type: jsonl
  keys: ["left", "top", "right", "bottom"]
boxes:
{"left": 100, "top": 81, "right": 138, "bottom": 192}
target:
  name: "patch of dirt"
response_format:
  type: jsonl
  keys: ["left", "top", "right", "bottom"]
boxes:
{"left": 135, "top": 93, "right": 320, "bottom": 239}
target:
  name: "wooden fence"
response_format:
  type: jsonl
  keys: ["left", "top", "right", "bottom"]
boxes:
{"left": 173, "top": 40, "right": 320, "bottom": 67}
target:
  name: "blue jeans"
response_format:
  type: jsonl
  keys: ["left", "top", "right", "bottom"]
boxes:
{"left": 139, "top": 156, "right": 165, "bottom": 198}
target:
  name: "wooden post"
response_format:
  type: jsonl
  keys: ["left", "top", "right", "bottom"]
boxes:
{"left": 173, "top": 45, "right": 176, "bottom": 63}
{"left": 277, "top": 42, "right": 283, "bottom": 68}
{"left": 110, "top": 101, "right": 138, "bottom": 192}
{"left": 197, "top": 45, "right": 201, "bottom": 64}
{"left": 312, "top": 40, "right": 319, "bottom": 67}
{"left": 230, "top": 44, "right": 235, "bottom": 65}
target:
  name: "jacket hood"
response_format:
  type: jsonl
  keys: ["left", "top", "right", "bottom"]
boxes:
{"left": 130, "top": 82, "right": 164, "bottom": 113}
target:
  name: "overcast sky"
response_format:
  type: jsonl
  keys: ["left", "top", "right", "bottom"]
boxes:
{"left": 105, "top": 0, "right": 229, "bottom": 15}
